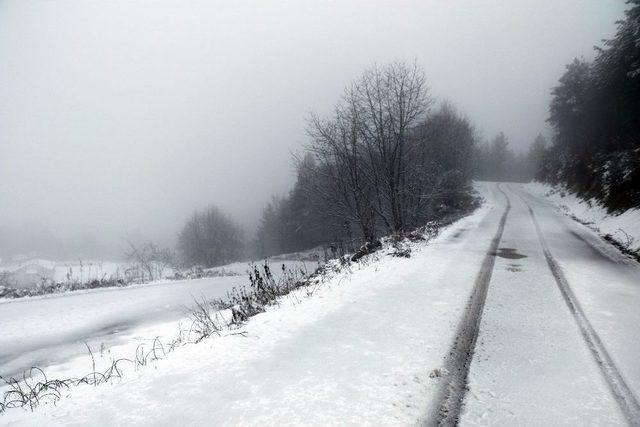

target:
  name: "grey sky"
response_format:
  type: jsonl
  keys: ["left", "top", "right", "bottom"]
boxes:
{"left": 0, "top": 0, "right": 627, "bottom": 259}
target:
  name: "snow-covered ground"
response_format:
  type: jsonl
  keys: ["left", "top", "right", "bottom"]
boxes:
{"left": 524, "top": 182, "right": 640, "bottom": 254}
{"left": 2, "top": 182, "right": 639, "bottom": 425}
{"left": 0, "top": 260, "right": 316, "bottom": 380}
{"left": 0, "top": 184, "right": 501, "bottom": 425}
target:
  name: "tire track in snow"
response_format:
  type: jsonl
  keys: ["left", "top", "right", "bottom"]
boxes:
{"left": 518, "top": 189, "right": 640, "bottom": 426}
{"left": 424, "top": 183, "right": 511, "bottom": 426}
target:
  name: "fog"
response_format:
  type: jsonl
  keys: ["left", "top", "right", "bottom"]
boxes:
{"left": 0, "top": 0, "right": 626, "bottom": 260}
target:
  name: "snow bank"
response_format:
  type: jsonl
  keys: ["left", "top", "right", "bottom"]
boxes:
{"left": 524, "top": 182, "right": 640, "bottom": 254}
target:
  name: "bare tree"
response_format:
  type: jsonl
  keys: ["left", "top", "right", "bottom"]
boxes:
{"left": 307, "top": 62, "right": 432, "bottom": 241}
{"left": 307, "top": 91, "right": 378, "bottom": 242}
{"left": 125, "top": 241, "right": 175, "bottom": 282}
{"left": 354, "top": 62, "right": 431, "bottom": 232}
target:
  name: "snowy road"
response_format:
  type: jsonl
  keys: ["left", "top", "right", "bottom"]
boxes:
{"left": 459, "top": 184, "right": 640, "bottom": 426}
{"left": 2, "top": 182, "right": 640, "bottom": 426}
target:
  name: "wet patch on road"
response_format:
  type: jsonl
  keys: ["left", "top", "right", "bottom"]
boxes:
{"left": 506, "top": 263, "right": 522, "bottom": 272}
{"left": 493, "top": 247, "right": 527, "bottom": 260}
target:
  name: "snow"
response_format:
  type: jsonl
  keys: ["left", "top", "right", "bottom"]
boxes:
{"left": 0, "top": 260, "right": 316, "bottom": 380}
{"left": 2, "top": 182, "right": 639, "bottom": 425}
{"left": 0, "top": 183, "right": 502, "bottom": 425}
{"left": 524, "top": 182, "right": 640, "bottom": 254}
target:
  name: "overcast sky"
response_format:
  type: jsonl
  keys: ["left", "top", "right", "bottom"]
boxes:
{"left": 0, "top": 0, "right": 627, "bottom": 259}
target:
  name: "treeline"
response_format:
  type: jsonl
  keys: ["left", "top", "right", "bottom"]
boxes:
{"left": 474, "top": 132, "right": 547, "bottom": 183}
{"left": 176, "top": 62, "right": 530, "bottom": 266}
{"left": 254, "top": 63, "right": 478, "bottom": 258}
{"left": 537, "top": 1, "right": 640, "bottom": 212}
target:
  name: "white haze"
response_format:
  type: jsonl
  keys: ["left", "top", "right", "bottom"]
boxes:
{"left": 0, "top": 0, "right": 626, "bottom": 259}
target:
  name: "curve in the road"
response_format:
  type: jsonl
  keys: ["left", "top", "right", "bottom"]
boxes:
{"left": 425, "top": 184, "right": 511, "bottom": 426}
{"left": 520, "top": 192, "right": 640, "bottom": 426}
